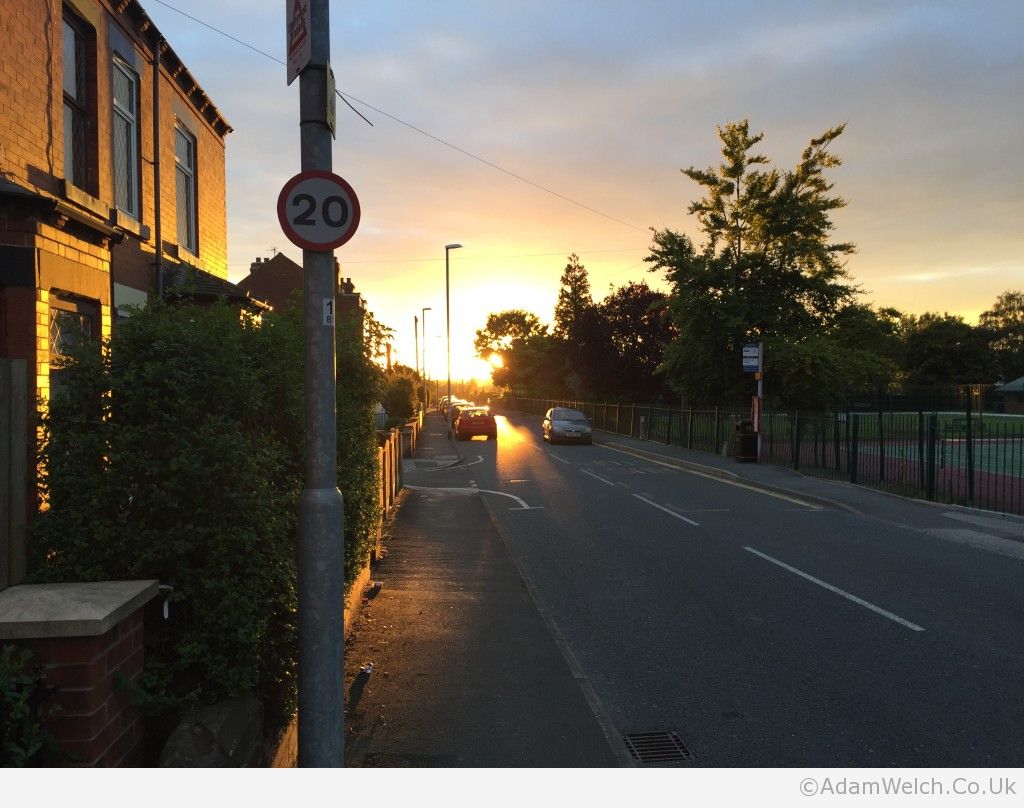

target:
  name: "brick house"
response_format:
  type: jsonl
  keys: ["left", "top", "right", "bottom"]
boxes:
{"left": 0, "top": 0, "right": 248, "bottom": 767}
{"left": 239, "top": 252, "right": 367, "bottom": 335}
{"left": 0, "top": 0, "right": 241, "bottom": 409}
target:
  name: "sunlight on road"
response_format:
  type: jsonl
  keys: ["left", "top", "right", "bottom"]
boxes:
{"left": 495, "top": 415, "right": 538, "bottom": 450}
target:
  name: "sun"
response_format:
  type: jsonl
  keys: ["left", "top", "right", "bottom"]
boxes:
{"left": 488, "top": 352, "right": 504, "bottom": 369}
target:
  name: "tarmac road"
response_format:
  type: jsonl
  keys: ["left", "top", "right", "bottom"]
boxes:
{"left": 346, "top": 410, "right": 1024, "bottom": 766}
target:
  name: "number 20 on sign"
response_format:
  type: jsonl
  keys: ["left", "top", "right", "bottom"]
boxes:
{"left": 277, "top": 170, "right": 361, "bottom": 251}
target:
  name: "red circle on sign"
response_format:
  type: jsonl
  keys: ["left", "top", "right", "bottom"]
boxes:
{"left": 276, "top": 170, "right": 361, "bottom": 251}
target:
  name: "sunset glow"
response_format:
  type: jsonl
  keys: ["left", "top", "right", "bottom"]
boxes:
{"left": 137, "top": 1, "right": 1023, "bottom": 387}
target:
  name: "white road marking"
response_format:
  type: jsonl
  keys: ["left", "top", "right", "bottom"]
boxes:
{"left": 632, "top": 494, "right": 700, "bottom": 526}
{"left": 580, "top": 468, "right": 615, "bottom": 487}
{"left": 404, "top": 484, "right": 541, "bottom": 510}
{"left": 408, "top": 454, "right": 483, "bottom": 473}
{"left": 602, "top": 443, "right": 821, "bottom": 510}
{"left": 743, "top": 547, "right": 925, "bottom": 632}
{"left": 942, "top": 511, "right": 1024, "bottom": 539}
{"left": 926, "top": 528, "right": 1024, "bottom": 561}
{"left": 549, "top": 453, "right": 571, "bottom": 465}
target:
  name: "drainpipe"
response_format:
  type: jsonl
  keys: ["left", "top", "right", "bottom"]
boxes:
{"left": 152, "top": 35, "right": 164, "bottom": 300}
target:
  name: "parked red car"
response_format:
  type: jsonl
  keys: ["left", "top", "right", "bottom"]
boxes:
{"left": 454, "top": 407, "right": 497, "bottom": 440}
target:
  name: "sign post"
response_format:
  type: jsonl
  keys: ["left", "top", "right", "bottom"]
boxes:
{"left": 742, "top": 343, "right": 764, "bottom": 461}
{"left": 280, "top": 0, "right": 347, "bottom": 768}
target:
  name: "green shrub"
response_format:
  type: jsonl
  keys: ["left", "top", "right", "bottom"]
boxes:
{"left": 1, "top": 646, "right": 59, "bottom": 767}
{"left": 337, "top": 307, "right": 385, "bottom": 585}
{"left": 384, "top": 375, "right": 416, "bottom": 421}
{"left": 32, "top": 298, "right": 385, "bottom": 742}
{"left": 32, "top": 302, "right": 304, "bottom": 730}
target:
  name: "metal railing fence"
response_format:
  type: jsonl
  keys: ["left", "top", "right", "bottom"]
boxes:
{"left": 501, "top": 396, "right": 1024, "bottom": 517}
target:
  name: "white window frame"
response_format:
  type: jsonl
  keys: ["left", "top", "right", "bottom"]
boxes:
{"left": 174, "top": 122, "right": 198, "bottom": 255}
{"left": 111, "top": 56, "right": 140, "bottom": 219}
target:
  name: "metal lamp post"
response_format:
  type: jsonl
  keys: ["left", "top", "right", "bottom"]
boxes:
{"left": 421, "top": 306, "right": 431, "bottom": 409}
{"left": 444, "top": 243, "right": 462, "bottom": 426}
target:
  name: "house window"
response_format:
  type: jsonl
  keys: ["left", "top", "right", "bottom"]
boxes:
{"left": 48, "top": 295, "right": 99, "bottom": 401}
{"left": 112, "top": 57, "right": 140, "bottom": 219}
{"left": 174, "top": 123, "right": 197, "bottom": 254}
{"left": 62, "top": 10, "right": 95, "bottom": 192}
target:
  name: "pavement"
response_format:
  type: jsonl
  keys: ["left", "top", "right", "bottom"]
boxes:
{"left": 344, "top": 406, "right": 1024, "bottom": 768}
{"left": 344, "top": 410, "right": 621, "bottom": 767}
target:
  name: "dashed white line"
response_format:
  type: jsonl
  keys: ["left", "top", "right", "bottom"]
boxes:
{"left": 580, "top": 468, "right": 615, "bottom": 487}
{"left": 631, "top": 494, "right": 700, "bottom": 527}
{"left": 549, "top": 453, "right": 571, "bottom": 465}
{"left": 743, "top": 547, "right": 925, "bottom": 632}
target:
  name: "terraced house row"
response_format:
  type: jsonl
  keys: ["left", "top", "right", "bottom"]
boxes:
{"left": 0, "top": 0, "right": 253, "bottom": 404}
{"left": 0, "top": 1, "right": 259, "bottom": 765}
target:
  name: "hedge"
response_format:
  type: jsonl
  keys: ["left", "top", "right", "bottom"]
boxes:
{"left": 31, "top": 299, "right": 383, "bottom": 745}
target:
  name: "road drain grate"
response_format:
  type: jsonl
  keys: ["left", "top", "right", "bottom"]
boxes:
{"left": 623, "top": 731, "right": 694, "bottom": 763}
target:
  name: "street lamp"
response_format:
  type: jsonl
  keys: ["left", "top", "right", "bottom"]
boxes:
{"left": 421, "top": 307, "right": 431, "bottom": 409}
{"left": 445, "top": 243, "right": 462, "bottom": 427}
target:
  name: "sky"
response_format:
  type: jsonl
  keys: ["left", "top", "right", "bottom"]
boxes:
{"left": 143, "top": 0, "right": 1024, "bottom": 383}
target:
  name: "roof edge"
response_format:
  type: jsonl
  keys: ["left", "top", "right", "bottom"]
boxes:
{"left": 122, "top": 0, "right": 233, "bottom": 136}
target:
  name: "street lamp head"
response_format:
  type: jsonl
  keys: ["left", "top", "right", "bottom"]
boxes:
{"left": 445, "top": 243, "right": 463, "bottom": 251}
{"left": 422, "top": 306, "right": 432, "bottom": 312}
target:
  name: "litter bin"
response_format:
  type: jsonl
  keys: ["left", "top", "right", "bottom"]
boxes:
{"left": 735, "top": 419, "right": 758, "bottom": 463}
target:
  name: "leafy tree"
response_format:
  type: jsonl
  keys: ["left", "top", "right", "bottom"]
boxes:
{"left": 475, "top": 310, "right": 562, "bottom": 395}
{"left": 553, "top": 254, "right": 609, "bottom": 396}
{"left": 474, "top": 310, "right": 547, "bottom": 357}
{"left": 553, "top": 253, "right": 593, "bottom": 339}
{"left": 979, "top": 290, "right": 1024, "bottom": 382}
{"left": 600, "top": 281, "right": 675, "bottom": 401}
{"left": 649, "top": 120, "right": 874, "bottom": 406}
{"left": 901, "top": 313, "right": 997, "bottom": 386}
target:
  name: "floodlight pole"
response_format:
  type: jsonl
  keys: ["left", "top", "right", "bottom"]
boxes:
{"left": 297, "top": 0, "right": 344, "bottom": 768}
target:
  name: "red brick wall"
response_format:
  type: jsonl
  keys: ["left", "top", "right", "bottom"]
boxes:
{"left": 6, "top": 608, "right": 147, "bottom": 767}
{"left": 0, "top": 1, "right": 63, "bottom": 198}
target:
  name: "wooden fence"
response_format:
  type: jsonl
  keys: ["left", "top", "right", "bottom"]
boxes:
{"left": 374, "top": 415, "right": 420, "bottom": 560}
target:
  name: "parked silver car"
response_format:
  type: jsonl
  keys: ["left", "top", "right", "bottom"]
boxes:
{"left": 542, "top": 407, "right": 593, "bottom": 445}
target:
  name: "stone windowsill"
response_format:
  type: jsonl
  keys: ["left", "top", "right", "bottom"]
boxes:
{"left": 110, "top": 208, "right": 151, "bottom": 241}
{"left": 61, "top": 180, "right": 109, "bottom": 221}
{"left": 164, "top": 242, "right": 204, "bottom": 271}
{"left": 0, "top": 580, "right": 159, "bottom": 640}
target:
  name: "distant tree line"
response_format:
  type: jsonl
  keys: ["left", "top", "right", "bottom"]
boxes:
{"left": 477, "top": 121, "right": 1024, "bottom": 409}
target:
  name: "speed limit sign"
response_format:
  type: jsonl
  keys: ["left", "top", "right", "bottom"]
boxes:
{"left": 277, "top": 170, "right": 361, "bottom": 250}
